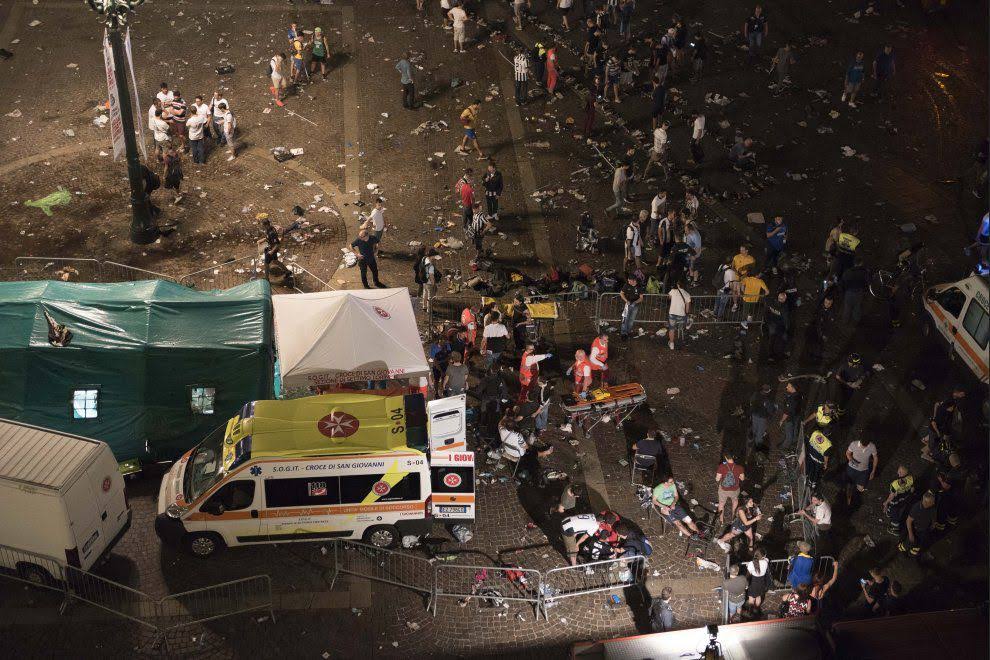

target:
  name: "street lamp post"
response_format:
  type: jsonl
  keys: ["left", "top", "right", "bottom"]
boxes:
{"left": 86, "top": 0, "right": 159, "bottom": 245}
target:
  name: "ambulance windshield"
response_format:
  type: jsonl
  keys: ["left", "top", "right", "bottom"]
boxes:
{"left": 184, "top": 424, "right": 227, "bottom": 502}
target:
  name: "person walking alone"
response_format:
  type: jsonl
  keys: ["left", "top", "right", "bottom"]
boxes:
{"left": 513, "top": 50, "right": 529, "bottom": 105}
{"left": 448, "top": 1, "right": 469, "bottom": 53}
{"left": 456, "top": 100, "right": 485, "bottom": 158}
{"left": 396, "top": 51, "right": 416, "bottom": 109}
{"left": 842, "top": 51, "right": 866, "bottom": 108}
{"left": 351, "top": 228, "right": 386, "bottom": 289}
{"left": 269, "top": 51, "right": 287, "bottom": 107}
{"left": 605, "top": 161, "right": 631, "bottom": 215}
{"left": 743, "top": 6, "right": 768, "bottom": 64}
{"left": 483, "top": 160, "right": 503, "bottom": 220}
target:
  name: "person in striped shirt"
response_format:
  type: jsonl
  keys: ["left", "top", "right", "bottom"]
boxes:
{"left": 167, "top": 91, "right": 188, "bottom": 151}
{"left": 513, "top": 51, "right": 529, "bottom": 105}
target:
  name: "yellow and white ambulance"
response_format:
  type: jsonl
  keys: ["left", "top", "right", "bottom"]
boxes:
{"left": 923, "top": 274, "right": 989, "bottom": 383}
{"left": 155, "top": 392, "right": 472, "bottom": 557}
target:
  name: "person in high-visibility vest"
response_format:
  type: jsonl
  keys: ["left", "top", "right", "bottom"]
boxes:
{"left": 589, "top": 331, "right": 609, "bottom": 385}
{"left": 568, "top": 349, "right": 594, "bottom": 398}
{"left": 518, "top": 342, "right": 550, "bottom": 403}
{"left": 833, "top": 225, "right": 860, "bottom": 279}
{"left": 882, "top": 465, "right": 914, "bottom": 533}
{"left": 805, "top": 427, "right": 832, "bottom": 484}
{"left": 803, "top": 402, "right": 835, "bottom": 428}
{"left": 460, "top": 305, "right": 478, "bottom": 356}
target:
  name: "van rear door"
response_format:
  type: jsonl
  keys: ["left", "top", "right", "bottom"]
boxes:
{"left": 430, "top": 452, "right": 475, "bottom": 520}
{"left": 63, "top": 475, "right": 105, "bottom": 571}
{"left": 427, "top": 395, "right": 466, "bottom": 452}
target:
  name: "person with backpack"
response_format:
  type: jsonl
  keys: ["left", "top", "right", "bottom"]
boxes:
{"left": 666, "top": 280, "right": 691, "bottom": 351}
{"left": 649, "top": 586, "right": 675, "bottom": 632}
{"left": 715, "top": 452, "right": 745, "bottom": 525}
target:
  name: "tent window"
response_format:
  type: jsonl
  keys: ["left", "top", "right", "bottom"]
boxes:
{"left": 191, "top": 387, "right": 216, "bottom": 415}
{"left": 72, "top": 389, "right": 99, "bottom": 420}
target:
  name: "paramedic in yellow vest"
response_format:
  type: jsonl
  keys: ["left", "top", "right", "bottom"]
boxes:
{"left": 805, "top": 427, "right": 832, "bottom": 485}
{"left": 804, "top": 402, "right": 836, "bottom": 428}
{"left": 833, "top": 225, "right": 860, "bottom": 279}
{"left": 882, "top": 465, "right": 915, "bottom": 533}
{"left": 568, "top": 350, "right": 594, "bottom": 398}
{"left": 589, "top": 331, "right": 609, "bottom": 385}
{"left": 518, "top": 342, "right": 550, "bottom": 403}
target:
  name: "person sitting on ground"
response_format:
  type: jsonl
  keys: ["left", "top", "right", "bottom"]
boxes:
{"left": 716, "top": 496, "right": 761, "bottom": 552}
{"left": 651, "top": 475, "right": 702, "bottom": 539}
{"left": 729, "top": 138, "right": 757, "bottom": 170}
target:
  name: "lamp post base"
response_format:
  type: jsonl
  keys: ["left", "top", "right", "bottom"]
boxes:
{"left": 129, "top": 194, "right": 160, "bottom": 245}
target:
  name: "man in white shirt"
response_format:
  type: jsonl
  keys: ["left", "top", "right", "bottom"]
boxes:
{"left": 690, "top": 113, "right": 705, "bottom": 164}
{"left": 797, "top": 493, "right": 832, "bottom": 530}
{"left": 147, "top": 101, "right": 159, "bottom": 131}
{"left": 150, "top": 108, "right": 171, "bottom": 156}
{"left": 844, "top": 438, "right": 878, "bottom": 506}
{"left": 186, "top": 111, "right": 208, "bottom": 164}
{"left": 561, "top": 513, "right": 599, "bottom": 565}
{"left": 648, "top": 189, "right": 668, "bottom": 250}
{"left": 625, "top": 212, "right": 644, "bottom": 268}
{"left": 367, "top": 197, "right": 386, "bottom": 247}
{"left": 448, "top": 2, "right": 469, "bottom": 53}
{"left": 667, "top": 282, "right": 691, "bottom": 350}
{"left": 480, "top": 312, "right": 509, "bottom": 367}
{"left": 209, "top": 92, "right": 229, "bottom": 143}
{"left": 155, "top": 83, "right": 173, "bottom": 106}
{"left": 498, "top": 422, "right": 528, "bottom": 462}
{"left": 643, "top": 121, "right": 670, "bottom": 179}
{"left": 217, "top": 102, "right": 236, "bottom": 159}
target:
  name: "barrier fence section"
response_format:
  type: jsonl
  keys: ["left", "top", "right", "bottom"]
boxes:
{"left": 158, "top": 575, "right": 275, "bottom": 646}
{"left": 14, "top": 257, "right": 103, "bottom": 282}
{"left": 330, "top": 539, "right": 435, "bottom": 601}
{"left": 0, "top": 543, "right": 68, "bottom": 596}
{"left": 543, "top": 556, "right": 646, "bottom": 603}
{"left": 64, "top": 565, "right": 161, "bottom": 630}
{"left": 176, "top": 256, "right": 263, "bottom": 290}
{"left": 595, "top": 292, "right": 766, "bottom": 329}
{"left": 102, "top": 261, "right": 177, "bottom": 283}
{"left": 764, "top": 555, "right": 837, "bottom": 593}
{"left": 433, "top": 564, "right": 545, "bottom": 619}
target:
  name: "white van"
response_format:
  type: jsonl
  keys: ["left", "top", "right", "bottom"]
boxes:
{"left": 0, "top": 419, "right": 131, "bottom": 581}
{"left": 923, "top": 274, "right": 989, "bottom": 383}
{"left": 156, "top": 393, "right": 472, "bottom": 557}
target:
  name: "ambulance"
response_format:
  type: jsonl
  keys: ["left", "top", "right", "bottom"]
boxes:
{"left": 922, "top": 273, "right": 989, "bottom": 383}
{"left": 155, "top": 393, "right": 473, "bottom": 557}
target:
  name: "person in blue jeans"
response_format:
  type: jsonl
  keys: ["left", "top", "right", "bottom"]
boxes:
{"left": 872, "top": 45, "right": 896, "bottom": 99}
{"left": 743, "top": 6, "right": 768, "bottom": 64}
{"left": 842, "top": 51, "right": 866, "bottom": 108}
{"left": 765, "top": 215, "right": 788, "bottom": 273}
{"left": 619, "top": 274, "right": 643, "bottom": 339}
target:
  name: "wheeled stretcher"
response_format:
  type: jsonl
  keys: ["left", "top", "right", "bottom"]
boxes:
{"left": 561, "top": 383, "right": 647, "bottom": 434}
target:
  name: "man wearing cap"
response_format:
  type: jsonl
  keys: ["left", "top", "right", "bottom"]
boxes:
{"left": 830, "top": 353, "right": 865, "bottom": 415}
{"left": 310, "top": 27, "right": 330, "bottom": 80}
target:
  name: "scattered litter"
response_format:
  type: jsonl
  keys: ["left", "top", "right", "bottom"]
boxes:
{"left": 829, "top": 110, "right": 841, "bottom": 119}
{"left": 62, "top": 129, "right": 75, "bottom": 137}
{"left": 5, "top": 109, "right": 22, "bottom": 118}
{"left": 695, "top": 557, "right": 722, "bottom": 572}
{"left": 301, "top": 181, "right": 315, "bottom": 187}
{"left": 28, "top": 19, "right": 42, "bottom": 27}
{"left": 841, "top": 146, "right": 856, "bottom": 157}
{"left": 704, "top": 92, "right": 731, "bottom": 106}
{"left": 871, "top": 363, "right": 884, "bottom": 372}
{"left": 66, "top": 62, "right": 78, "bottom": 69}
{"left": 24, "top": 187, "right": 72, "bottom": 216}
{"left": 863, "top": 534, "right": 875, "bottom": 548}
{"left": 746, "top": 212, "right": 765, "bottom": 225}
{"left": 525, "top": 141, "right": 551, "bottom": 149}
{"left": 93, "top": 115, "right": 109, "bottom": 127}
{"left": 665, "top": 387, "right": 680, "bottom": 396}
{"left": 900, "top": 223, "right": 917, "bottom": 233}
{"left": 98, "top": 150, "right": 108, "bottom": 156}
{"left": 405, "top": 621, "right": 420, "bottom": 631}
{"left": 910, "top": 379, "right": 925, "bottom": 391}
{"left": 290, "top": 147, "right": 304, "bottom": 156}
{"left": 924, "top": 214, "right": 938, "bottom": 224}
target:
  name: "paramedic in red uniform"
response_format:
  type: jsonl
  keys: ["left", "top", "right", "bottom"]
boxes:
{"left": 518, "top": 342, "right": 551, "bottom": 403}
{"left": 461, "top": 305, "right": 478, "bottom": 357}
{"left": 569, "top": 349, "right": 594, "bottom": 398}
{"left": 589, "top": 331, "right": 609, "bottom": 385}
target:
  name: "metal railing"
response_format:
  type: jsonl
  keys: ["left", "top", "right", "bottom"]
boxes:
{"left": 542, "top": 556, "right": 646, "bottom": 602}
{"left": 763, "top": 555, "right": 836, "bottom": 592}
{"left": 433, "top": 564, "right": 545, "bottom": 619}
{"left": 64, "top": 565, "right": 161, "bottom": 629}
{"left": 0, "top": 543, "right": 68, "bottom": 596}
{"left": 329, "top": 539, "right": 435, "bottom": 598}
{"left": 176, "top": 256, "right": 263, "bottom": 291}
{"left": 595, "top": 292, "right": 766, "bottom": 329}
{"left": 289, "top": 263, "right": 337, "bottom": 292}
{"left": 14, "top": 257, "right": 103, "bottom": 282}
{"left": 102, "top": 261, "right": 177, "bottom": 283}
{"left": 158, "top": 575, "right": 275, "bottom": 644}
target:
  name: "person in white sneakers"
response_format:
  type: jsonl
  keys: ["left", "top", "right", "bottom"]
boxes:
{"left": 447, "top": 1, "right": 469, "bottom": 53}
{"left": 217, "top": 102, "right": 236, "bottom": 160}
{"left": 841, "top": 51, "right": 866, "bottom": 108}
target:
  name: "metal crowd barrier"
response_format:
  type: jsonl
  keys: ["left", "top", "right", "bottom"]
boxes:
{"left": 176, "top": 256, "right": 263, "bottom": 290}
{"left": 595, "top": 292, "right": 766, "bottom": 329}
{"left": 543, "top": 556, "right": 646, "bottom": 602}
{"left": 64, "top": 565, "right": 161, "bottom": 629}
{"left": 14, "top": 256, "right": 103, "bottom": 282}
{"left": 158, "top": 575, "right": 275, "bottom": 648}
{"left": 433, "top": 564, "right": 545, "bottom": 619}
{"left": 329, "top": 539, "right": 435, "bottom": 599}
{"left": 0, "top": 543, "right": 68, "bottom": 596}
{"left": 763, "top": 555, "right": 836, "bottom": 593}
{"left": 102, "top": 261, "right": 177, "bottom": 283}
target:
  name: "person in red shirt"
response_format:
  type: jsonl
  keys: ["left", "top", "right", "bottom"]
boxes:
{"left": 518, "top": 342, "right": 550, "bottom": 403}
{"left": 589, "top": 331, "right": 609, "bottom": 385}
{"left": 460, "top": 305, "right": 478, "bottom": 357}
{"left": 715, "top": 452, "right": 746, "bottom": 525}
{"left": 569, "top": 349, "right": 593, "bottom": 397}
{"left": 455, "top": 168, "right": 475, "bottom": 229}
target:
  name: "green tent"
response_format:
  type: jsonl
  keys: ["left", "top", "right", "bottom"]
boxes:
{"left": 0, "top": 279, "right": 273, "bottom": 463}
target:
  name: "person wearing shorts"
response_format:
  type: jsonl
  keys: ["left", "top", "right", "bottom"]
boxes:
{"left": 844, "top": 438, "right": 877, "bottom": 506}
{"left": 269, "top": 52, "right": 287, "bottom": 106}
{"left": 715, "top": 453, "right": 745, "bottom": 524}
{"left": 310, "top": 27, "right": 329, "bottom": 79}
{"left": 561, "top": 513, "right": 598, "bottom": 565}
{"left": 448, "top": 2, "right": 468, "bottom": 53}
{"left": 652, "top": 476, "right": 701, "bottom": 538}
{"left": 456, "top": 100, "right": 485, "bottom": 158}
{"left": 667, "top": 282, "right": 691, "bottom": 351}
{"left": 716, "top": 497, "right": 761, "bottom": 552}
{"left": 290, "top": 39, "right": 306, "bottom": 85}
{"left": 558, "top": 0, "right": 573, "bottom": 30}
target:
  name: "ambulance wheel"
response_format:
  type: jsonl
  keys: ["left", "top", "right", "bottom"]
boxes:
{"left": 184, "top": 532, "right": 226, "bottom": 558}
{"left": 17, "top": 563, "right": 54, "bottom": 586}
{"left": 364, "top": 525, "right": 399, "bottom": 549}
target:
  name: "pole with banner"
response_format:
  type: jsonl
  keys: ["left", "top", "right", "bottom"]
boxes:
{"left": 103, "top": 31, "right": 126, "bottom": 161}
{"left": 124, "top": 28, "right": 148, "bottom": 161}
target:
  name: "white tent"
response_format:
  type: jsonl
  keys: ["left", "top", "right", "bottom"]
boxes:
{"left": 272, "top": 288, "right": 429, "bottom": 392}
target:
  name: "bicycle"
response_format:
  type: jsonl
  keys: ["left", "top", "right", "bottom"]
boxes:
{"left": 868, "top": 258, "right": 928, "bottom": 301}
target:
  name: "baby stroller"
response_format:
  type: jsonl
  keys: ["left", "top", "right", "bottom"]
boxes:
{"left": 575, "top": 212, "right": 600, "bottom": 254}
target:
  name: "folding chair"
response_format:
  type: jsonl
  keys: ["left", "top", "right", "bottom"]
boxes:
{"left": 631, "top": 454, "right": 657, "bottom": 487}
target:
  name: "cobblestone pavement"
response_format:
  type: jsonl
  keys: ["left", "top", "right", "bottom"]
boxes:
{"left": 0, "top": 0, "right": 987, "bottom": 657}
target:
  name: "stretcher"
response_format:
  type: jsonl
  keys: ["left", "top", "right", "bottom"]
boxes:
{"left": 561, "top": 383, "right": 646, "bottom": 434}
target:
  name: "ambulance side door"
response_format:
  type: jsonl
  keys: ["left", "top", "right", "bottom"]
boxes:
{"left": 427, "top": 395, "right": 466, "bottom": 453}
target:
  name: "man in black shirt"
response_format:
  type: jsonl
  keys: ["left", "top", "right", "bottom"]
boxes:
{"left": 840, "top": 258, "right": 868, "bottom": 325}
{"left": 765, "top": 291, "right": 790, "bottom": 361}
{"left": 650, "top": 77, "right": 667, "bottom": 130}
{"left": 778, "top": 381, "right": 802, "bottom": 450}
{"left": 632, "top": 429, "right": 666, "bottom": 474}
{"left": 749, "top": 383, "right": 777, "bottom": 452}
{"left": 829, "top": 352, "right": 865, "bottom": 415}
{"left": 691, "top": 33, "right": 707, "bottom": 81}
{"left": 482, "top": 159, "right": 504, "bottom": 220}
{"left": 899, "top": 491, "right": 936, "bottom": 557}
{"left": 665, "top": 234, "right": 692, "bottom": 290}
{"left": 619, "top": 274, "right": 643, "bottom": 340}
{"left": 743, "top": 6, "right": 768, "bottom": 64}
{"left": 351, "top": 229, "right": 385, "bottom": 288}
